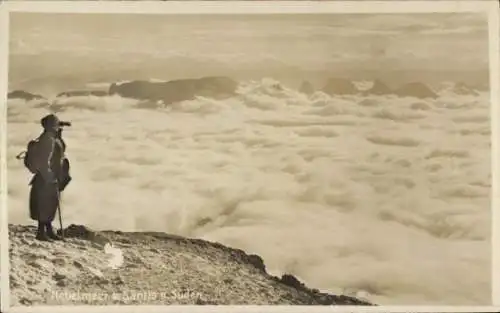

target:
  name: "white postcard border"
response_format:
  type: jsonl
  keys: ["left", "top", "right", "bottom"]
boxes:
{"left": 0, "top": 1, "right": 498, "bottom": 313}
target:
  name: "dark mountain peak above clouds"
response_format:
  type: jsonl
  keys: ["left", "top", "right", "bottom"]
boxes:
{"left": 109, "top": 76, "right": 239, "bottom": 105}
{"left": 299, "top": 80, "right": 315, "bottom": 95}
{"left": 393, "top": 82, "right": 438, "bottom": 99}
{"left": 363, "top": 79, "right": 393, "bottom": 96}
{"left": 321, "top": 78, "right": 359, "bottom": 96}
{"left": 8, "top": 90, "right": 45, "bottom": 101}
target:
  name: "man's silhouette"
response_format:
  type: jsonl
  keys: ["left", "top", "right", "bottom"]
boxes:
{"left": 29, "top": 114, "right": 69, "bottom": 241}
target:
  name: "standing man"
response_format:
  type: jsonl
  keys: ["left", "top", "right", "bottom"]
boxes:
{"left": 27, "top": 114, "right": 70, "bottom": 241}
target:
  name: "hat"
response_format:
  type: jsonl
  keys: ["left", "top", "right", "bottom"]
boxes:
{"left": 40, "top": 114, "right": 60, "bottom": 129}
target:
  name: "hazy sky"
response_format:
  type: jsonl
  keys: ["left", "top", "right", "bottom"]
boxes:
{"left": 7, "top": 12, "right": 490, "bottom": 90}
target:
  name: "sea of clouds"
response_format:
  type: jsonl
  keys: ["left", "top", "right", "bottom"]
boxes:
{"left": 6, "top": 78, "right": 491, "bottom": 305}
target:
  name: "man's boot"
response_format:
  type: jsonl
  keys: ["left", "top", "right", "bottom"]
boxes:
{"left": 35, "top": 221, "right": 52, "bottom": 241}
{"left": 46, "top": 223, "right": 63, "bottom": 241}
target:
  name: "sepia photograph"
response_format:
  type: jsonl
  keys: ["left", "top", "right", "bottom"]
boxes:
{"left": 1, "top": 1, "right": 496, "bottom": 309}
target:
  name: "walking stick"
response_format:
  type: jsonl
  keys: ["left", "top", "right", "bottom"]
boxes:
{"left": 55, "top": 186, "right": 64, "bottom": 240}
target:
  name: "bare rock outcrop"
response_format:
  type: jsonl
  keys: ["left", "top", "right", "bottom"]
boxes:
{"left": 8, "top": 223, "right": 374, "bottom": 306}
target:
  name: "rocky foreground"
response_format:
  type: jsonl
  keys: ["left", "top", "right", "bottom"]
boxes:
{"left": 8, "top": 224, "right": 374, "bottom": 306}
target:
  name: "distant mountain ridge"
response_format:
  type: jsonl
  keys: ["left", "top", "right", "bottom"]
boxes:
{"left": 7, "top": 76, "right": 486, "bottom": 106}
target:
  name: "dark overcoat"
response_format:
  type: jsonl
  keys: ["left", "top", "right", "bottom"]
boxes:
{"left": 29, "top": 131, "right": 70, "bottom": 222}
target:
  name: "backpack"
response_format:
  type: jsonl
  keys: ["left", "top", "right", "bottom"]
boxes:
{"left": 63, "top": 159, "right": 72, "bottom": 190}
{"left": 23, "top": 137, "right": 42, "bottom": 174}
